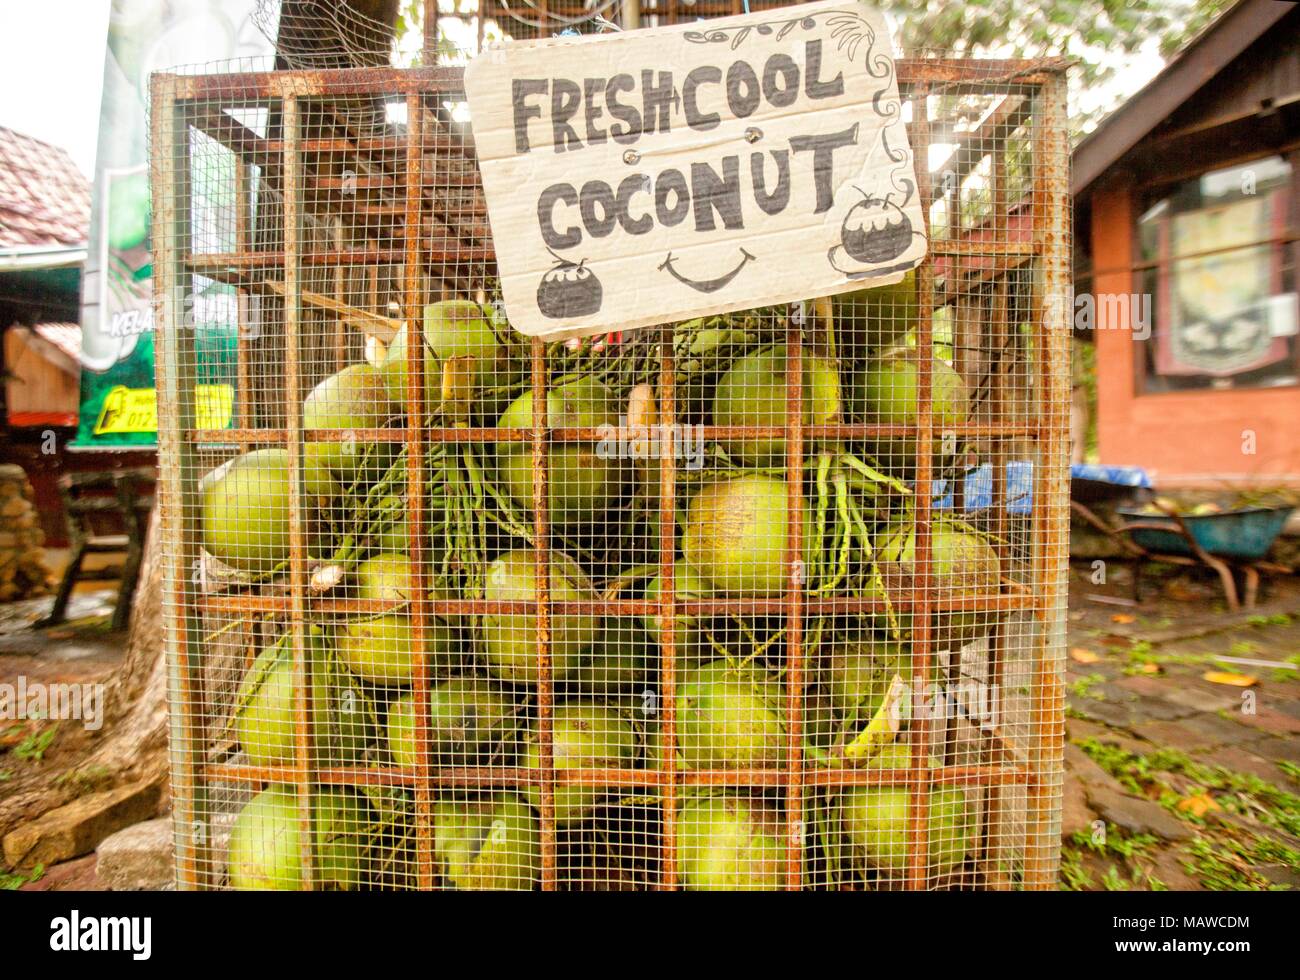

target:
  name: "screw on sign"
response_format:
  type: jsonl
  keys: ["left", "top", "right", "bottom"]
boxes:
{"left": 150, "top": 0, "right": 1071, "bottom": 891}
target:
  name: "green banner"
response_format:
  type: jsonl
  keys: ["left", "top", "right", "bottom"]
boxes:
{"left": 75, "top": 0, "right": 273, "bottom": 448}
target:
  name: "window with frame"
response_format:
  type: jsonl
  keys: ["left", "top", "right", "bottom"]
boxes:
{"left": 1136, "top": 155, "right": 1298, "bottom": 393}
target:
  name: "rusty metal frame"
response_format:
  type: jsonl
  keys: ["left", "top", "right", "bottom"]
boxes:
{"left": 153, "top": 55, "right": 1071, "bottom": 891}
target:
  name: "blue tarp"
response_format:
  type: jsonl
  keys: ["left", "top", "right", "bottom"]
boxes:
{"left": 932, "top": 462, "right": 1035, "bottom": 515}
{"left": 1069, "top": 463, "right": 1152, "bottom": 488}
{"left": 930, "top": 463, "right": 1152, "bottom": 515}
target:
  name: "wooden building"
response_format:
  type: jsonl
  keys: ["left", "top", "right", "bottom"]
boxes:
{"left": 1073, "top": 0, "right": 1300, "bottom": 488}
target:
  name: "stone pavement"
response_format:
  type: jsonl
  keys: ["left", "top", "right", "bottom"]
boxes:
{"left": 1060, "top": 560, "right": 1300, "bottom": 890}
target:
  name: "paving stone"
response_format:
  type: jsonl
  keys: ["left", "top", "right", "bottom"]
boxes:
{"left": 1064, "top": 742, "right": 1125, "bottom": 791}
{"left": 1232, "top": 704, "right": 1300, "bottom": 736}
{"left": 96, "top": 817, "right": 174, "bottom": 891}
{"left": 1205, "top": 810, "right": 1298, "bottom": 848}
{"left": 1067, "top": 660, "right": 1126, "bottom": 680}
{"left": 16, "top": 854, "right": 105, "bottom": 891}
{"left": 1199, "top": 745, "right": 1300, "bottom": 792}
{"left": 1112, "top": 675, "right": 1167, "bottom": 698}
{"left": 1066, "top": 717, "right": 1116, "bottom": 742}
{"left": 1084, "top": 784, "right": 1193, "bottom": 842}
{"left": 1257, "top": 864, "right": 1300, "bottom": 889}
{"left": 1120, "top": 676, "right": 1239, "bottom": 714}
{"left": 1269, "top": 697, "right": 1300, "bottom": 720}
{"left": 1061, "top": 776, "right": 1097, "bottom": 841}
{"left": 1071, "top": 698, "right": 1146, "bottom": 728}
{"left": 2, "top": 780, "right": 163, "bottom": 872}
{"left": 1248, "top": 736, "right": 1300, "bottom": 765}
{"left": 1066, "top": 717, "right": 1154, "bottom": 757}
{"left": 1131, "top": 713, "right": 1266, "bottom": 753}
{"left": 1129, "top": 693, "right": 1202, "bottom": 721}
{"left": 1144, "top": 846, "right": 1203, "bottom": 891}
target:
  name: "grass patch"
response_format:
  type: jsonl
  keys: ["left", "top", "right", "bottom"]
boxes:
{"left": 1079, "top": 739, "right": 1300, "bottom": 825}
{"left": 1181, "top": 835, "right": 1300, "bottom": 891}
{"left": 1070, "top": 673, "right": 1107, "bottom": 701}
{"left": 1061, "top": 823, "right": 1163, "bottom": 892}
{"left": 8, "top": 723, "right": 59, "bottom": 763}
{"left": 0, "top": 864, "right": 44, "bottom": 891}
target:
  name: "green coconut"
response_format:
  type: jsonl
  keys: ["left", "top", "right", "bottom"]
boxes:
{"left": 433, "top": 792, "right": 540, "bottom": 890}
{"left": 336, "top": 553, "right": 460, "bottom": 686}
{"left": 495, "top": 377, "right": 625, "bottom": 524}
{"left": 302, "top": 364, "right": 396, "bottom": 483}
{"left": 679, "top": 660, "right": 784, "bottom": 769}
{"left": 480, "top": 548, "right": 598, "bottom": 686}
{"left": 521, "top": 700, "right": 639, "bottom": 825}
{"left": 571, "top": 622, "right": 653, "bottom": 695}
{"left": 857, "top": 350, "right": 969, "bottom": 478}
{"left": 642, "top": 560, "right": 714, "bottom": 661}
{"left": 358, "top": 550, "right": 462, "bottom": 619}
{"left": 865, "top": 516, "right": 1001, "bottom": 646}
{"left": 679, "top": 794, "right": 783, "bottom": 890}
{"left": 227, "top": 784, "right": 371, "bottom": 890}
{"left": 234, "top": 632, "right": 374, "bottom": 769}
{"left": 712, "top": 344, "right": 843, "bottom": 465}
{"left": 201, "top": 448, "right": 336, "bottom": 574}
{"left": 382, "top": 299, "right": 517, "bottom": 409}
{"left": 833, "top": 270, "right": 919, "bottom": 354}
{"left": 674, "top": 319, "right": 758, "bottom": 418}
{"left": 387, "top": 676, "right": 521, "bottom": 767}
{"left": 840, "top": 783, "right": 974, "bottom": 876}
{"left": 712, "top": 343, "right": 842, "bottom": 465}
{"left": 820, "top": 639, "right": 909, "bottom": 722}
{"left": 682, "top": 475, "right": 810, "bottom": 596}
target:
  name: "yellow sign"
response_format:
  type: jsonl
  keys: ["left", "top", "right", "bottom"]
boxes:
{"left": 93, "top": 384, "right": 234, "bottom": 434}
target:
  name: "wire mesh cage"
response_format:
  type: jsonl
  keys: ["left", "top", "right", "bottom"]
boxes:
{"left": 151, "top": 2, "right": 1071, "bottom": 891}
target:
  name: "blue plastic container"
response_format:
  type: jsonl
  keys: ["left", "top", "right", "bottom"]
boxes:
{"left": 1116, "top": 506, "right": 1294, "bottom": 560}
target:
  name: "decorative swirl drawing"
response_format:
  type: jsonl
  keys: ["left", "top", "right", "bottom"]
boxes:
{"left": 684, "top": 11, "right": 862, "bottom": 55}
{"left": 825, "top": 13, "right": 875, "bottom": 64}
{"left": 882, "top": 127, "right": 915, "bottom": 207}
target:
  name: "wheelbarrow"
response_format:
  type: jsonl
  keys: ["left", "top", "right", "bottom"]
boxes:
{"left": 1072, "top": 500, "right": 1293, "bottom": 610}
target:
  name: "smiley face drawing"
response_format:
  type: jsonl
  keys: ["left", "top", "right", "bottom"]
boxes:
{"left": 828, "top": 186, "right": 925, "bottom": 279}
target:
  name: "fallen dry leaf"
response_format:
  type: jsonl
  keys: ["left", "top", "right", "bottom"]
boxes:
{"left": 1202, "top": 671, "right": 1258, "bottom": 687}
{"left": 1070, "top": 648, "right": 1101, "bottom": 664}
{"left": 1110, "top": 613, "right": 1137, "bottom": 624}
{"left": 1176, "top": 792, "right": 1221, "bottom": 818}
{"left": 1136, "top": 663, "right": 1161, "bottom": 675}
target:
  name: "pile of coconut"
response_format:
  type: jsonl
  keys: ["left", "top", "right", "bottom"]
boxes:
{"left": 200, "top": 280, "right": 1001, "bottom": 890}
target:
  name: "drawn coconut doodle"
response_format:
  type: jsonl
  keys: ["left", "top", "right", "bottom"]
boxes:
{"left": 537, "top": 249, "right": 603, "bottom": 319}
{"left": 828, "top": 122, "right": 927, "bottom": 279}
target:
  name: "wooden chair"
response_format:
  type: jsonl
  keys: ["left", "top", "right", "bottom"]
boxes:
{"left": 41, "top": 468, "right": 155, "bottom": 631}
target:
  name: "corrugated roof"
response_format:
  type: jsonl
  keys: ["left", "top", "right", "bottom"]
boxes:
{"left": 0, "top": 126, "right": 91, "bottom": 248}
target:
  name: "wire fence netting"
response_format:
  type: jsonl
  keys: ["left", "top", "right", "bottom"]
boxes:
{"left": 151, "top": 0, "right": 1071, "bottom": 890}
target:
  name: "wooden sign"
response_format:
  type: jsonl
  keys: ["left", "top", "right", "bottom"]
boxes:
{"left": 465, "top": 0, "right": 926, "bottom": 339}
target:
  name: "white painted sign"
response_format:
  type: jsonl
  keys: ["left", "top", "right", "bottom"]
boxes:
{"left": 465, "top": 0, "right": 926, "bottom": 340}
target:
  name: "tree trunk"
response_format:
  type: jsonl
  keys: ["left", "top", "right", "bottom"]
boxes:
{"left": 0, "top": 509, "right": 168, "bottom": 840}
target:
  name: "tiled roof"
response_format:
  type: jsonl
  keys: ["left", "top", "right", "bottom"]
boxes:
{"left": 33, "top": 322, "right": 82, "bottom": 361}
{"left": 0, "top": 126, "right": 91, "bottom": 248}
